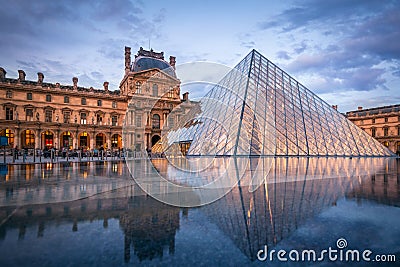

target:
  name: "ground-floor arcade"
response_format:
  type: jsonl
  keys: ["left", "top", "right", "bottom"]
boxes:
{"left": 0, "top": 124, "right": 122, "bottom": 151}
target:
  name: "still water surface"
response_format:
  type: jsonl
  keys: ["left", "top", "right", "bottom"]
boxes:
{"left": 0, "top": 158, "right": 399, "bottom": 266}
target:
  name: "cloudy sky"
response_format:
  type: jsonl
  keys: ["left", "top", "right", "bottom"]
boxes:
{"left": 1, "top": 0, "right": 399, "bottom": 112}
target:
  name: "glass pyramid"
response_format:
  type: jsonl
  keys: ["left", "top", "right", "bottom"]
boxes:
{"left": 163, "top": 50, "right": 394, "bottom": 157}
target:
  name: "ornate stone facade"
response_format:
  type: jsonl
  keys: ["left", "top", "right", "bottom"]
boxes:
{"left": 0, "top": 47, "right": 192, "bottom": 153}
{"left": 121, "top": 47, "right": 193, "bottom": 152}
{"left": 346, "top": 105, "right": 400, "bottom": 154}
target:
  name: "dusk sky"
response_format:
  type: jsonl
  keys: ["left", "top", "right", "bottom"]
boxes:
{"left": 1, "top": 0, "right": 399, "bottom": 112}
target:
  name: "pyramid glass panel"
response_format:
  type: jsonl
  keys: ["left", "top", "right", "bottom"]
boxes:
{"left": 162, "top": 50, "right": 394, "bottom": 157}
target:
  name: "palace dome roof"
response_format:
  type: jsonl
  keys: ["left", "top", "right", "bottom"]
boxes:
{"left": 132, "top": 56, "right": 176, "bottom": 78}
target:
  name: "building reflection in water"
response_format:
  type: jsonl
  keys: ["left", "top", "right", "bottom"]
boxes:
{"left": 120, "top": 195, "right": 180, "bottom": 262}
{"left": 0, "top": 158, "right": 399, "bottom": 264}
{"left": 0, "top": 184, "right": 180, "bottom": 263}
{"left": 0, "top": 161, "right": 132, "bottom": 207}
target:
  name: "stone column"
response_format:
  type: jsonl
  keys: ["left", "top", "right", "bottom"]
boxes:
{"left": 163, "top": 113, "right": 167, "bottom": 128}
{"left": 90, "top": 133, "right": 95, "bottom": 149}
{"left": 15, "top": 128, "right": 21, "bottom": 148}
{"left": 55, "top": 130, "right": 60, "bottom": 150}
{"left": 35, "top": 130, "right": 41, "bottom": 150}
{"left": 107, "top": 133, "right": 111, "bottom": 150}
{"left": 75, "top": 130, "right": 79, "bottom": 149}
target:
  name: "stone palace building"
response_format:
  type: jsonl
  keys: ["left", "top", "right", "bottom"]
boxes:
{"left": 346, "top": 105, "right": 400, "bottom": 154}
{"left": 0, "top": 47, "right": 192, "bottom": 153}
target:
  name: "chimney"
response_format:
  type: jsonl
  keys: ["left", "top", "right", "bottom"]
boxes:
{"left": 18, "top": 70, "right": 26, "bottom": 81}
{"left": 103, "top": 81, "right": 109, "bottom": 91}
{"left": 37, "top": 72, "right": 44, "bottom": 84}
{"left": 169, "top": 56, "right": 176, "bottom": 69}
{"left": 0, "top": 67, "right": 6, "bottom": 81}
{"left": 72, "top": 77, "right": 78, "bottom": 90}
{"left": 125, "top": 46, "right": 131, "bottom": 75}
{"left": 183, "top": 92, "right": 189, "bottom": 101}
{"left": 332, "top": 105, "right": 338, "bottom": 110}
{"left": 357, "top": 106, "right": 363, "bottom": 110}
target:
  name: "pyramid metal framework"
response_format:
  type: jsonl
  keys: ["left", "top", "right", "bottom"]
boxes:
{"left": 164, "top": 50, "right": 393, "bottom": 157}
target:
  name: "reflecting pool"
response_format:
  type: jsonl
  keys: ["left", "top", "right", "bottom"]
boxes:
{"left": 0, "top": 158, "right": 399, "bottom": 266}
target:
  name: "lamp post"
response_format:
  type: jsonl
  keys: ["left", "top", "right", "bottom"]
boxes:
{"left": 38, "top": 122, "right": 41, "bottom": 163}
{"left": 109, "top": 126, "right": 112, "bottom": 159}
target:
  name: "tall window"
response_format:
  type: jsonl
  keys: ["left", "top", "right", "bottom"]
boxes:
{"left": 135, "top": 115, "right": 142, "bottom": 127}
{"left": 24, "top": 130, "right": 35, "bottom": 148}
{"left": 6, "top": 90, "right": 12, "bottom": 98}
{"left": 5, "top": 107, "right": 13, "bottom": 120}
{"left": 43, "top": 131, "right": 53, "bottom": 148}
{"left": 63, "top": 111, "right": 70, "bottom": 123}
{"left": 372, "top": 118, "right": 375, "bottom": 124}
{"left": 45, "top": 110, "right": 53, "bottom": 122}
{"left": 152, "top": 84, "right": 158, "bottom": 96}
{"left": 79, "top": 132, "right": 88, "bottom": 148}
{"left": 46, "top": 94, "right": 52, "bottom": 102}
{"left": 136, "top": 81, "right": 141, "bottom": 94}
{"left": 26, "top": 109, "right": 34, "bottom": 121}
{"left": 112, "top": 101, "right": 117, "bottom": 108}
{"left": 0, "top": 129, "right": 14, "bottom": 147}
{"left": 371, "top": 128, "right": 376, "bottom": 137}
{"left": 80, "top": 112, "right": 87, "bottom": 124}
{"left": 383, "top": 127, "right": 389, "bottom": 136}
{"left": 96, "top": 114, "right": 103, "bottom": 125}
{"left": 152, "top": 114, "right": 160, "bottom": 129}
{"left": 81, "top": 98, "right": 86, "bottom": 105}
{"left": 385, "top": 117, "right": 388, "bottom": 123}
{"left": 62, "top": 132, "right": 72, "bottom": 148}
{"left": 96, "top": 133, "right": 105, "bottom": 148}
{"left": 112, "top": 115, "right": 118, "bottom": 126}
{"left": 97, "top": 100, "right": 102, "bottom": 107}
{"left": 64, "top": 96, "right": 69, "bottom": 103}
{"left": 27, "top": 92, "right": 32, "bottom": 100}
{"left": 112, "top": 135, "right": 118, "bottom": 148}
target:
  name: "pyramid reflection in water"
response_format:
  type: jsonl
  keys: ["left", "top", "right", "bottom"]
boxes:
{"left": 163, "top": 50, "right": 393, "bottom": 157}
{"left": 201, "top": 157, "right": 393, "bottom": 261}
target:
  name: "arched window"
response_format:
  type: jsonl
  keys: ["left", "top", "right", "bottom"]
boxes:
{"left": 371, "top": 128, "right": 376, "bottom": 137}
{"left": 152, "top": 84, "right": 158, "bottom": 97}
{"left": 383, "top": 141, "right": 389, "bottom": 147}
{"left": 152, "top": 114, "right": 160, "bottom": 129}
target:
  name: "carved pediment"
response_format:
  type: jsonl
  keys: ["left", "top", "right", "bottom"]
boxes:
{"left": 43, "top": 105, "right": 56, "bottom": 111}
{"left": 23, "top": 104, "right": 36, "bottom": 111}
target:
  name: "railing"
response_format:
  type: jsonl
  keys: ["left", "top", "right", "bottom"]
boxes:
{"left": 0, "top": 148, "right": 125, "bottom": 164}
